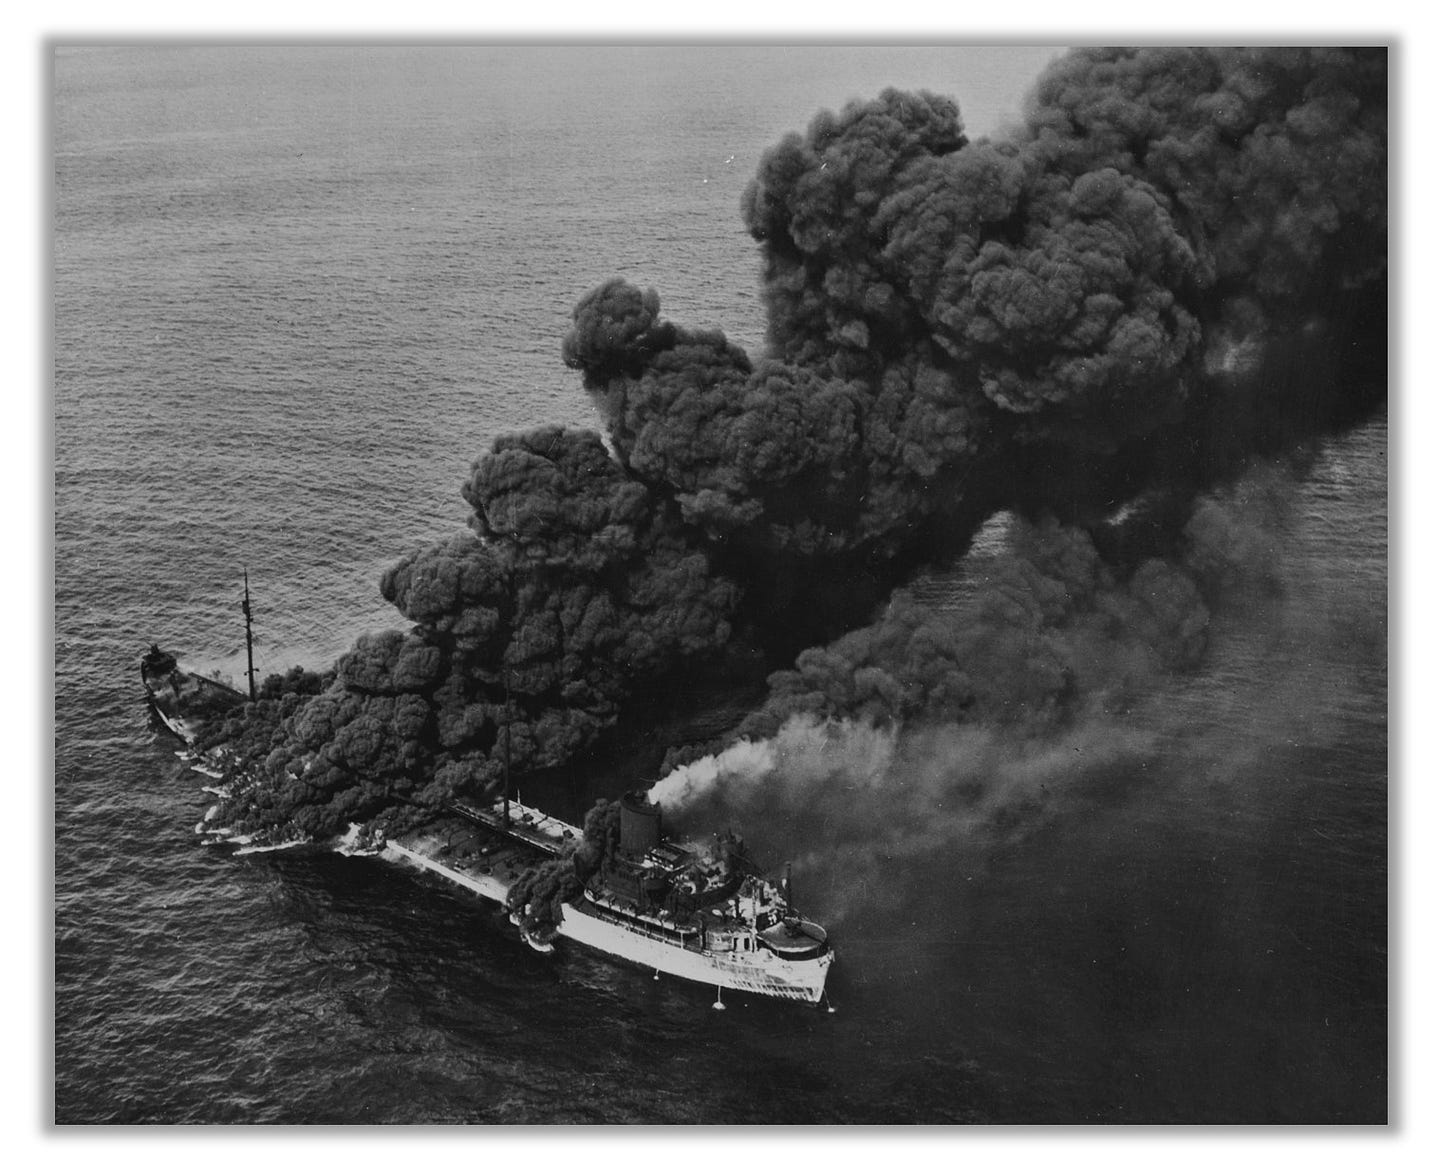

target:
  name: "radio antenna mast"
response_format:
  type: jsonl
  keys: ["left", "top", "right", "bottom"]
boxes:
{"left": 242, "top": 569, "right": 257, "bottom": 703}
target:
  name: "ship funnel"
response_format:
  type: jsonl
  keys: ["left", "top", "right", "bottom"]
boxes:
{"left": 619, "top": 791, "right": 662, "bottom": 857}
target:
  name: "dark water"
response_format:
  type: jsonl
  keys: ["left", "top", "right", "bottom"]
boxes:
{"left": 53, "top": 46, "right": 1386, "bottom": 1124}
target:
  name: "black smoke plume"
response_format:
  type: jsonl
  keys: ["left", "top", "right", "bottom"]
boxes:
{"left": 645, "top": 460, "right": 1373, "bottom": 937}
{"left": 203, "top": 47, "right": 1385, "bottom": 843}
{"left": 206, "top": 428, "right": 738, "bottom": 839}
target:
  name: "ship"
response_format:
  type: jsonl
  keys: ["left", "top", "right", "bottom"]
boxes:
{"left": 139, "top": 579, "right": 834, "bottom": 1007}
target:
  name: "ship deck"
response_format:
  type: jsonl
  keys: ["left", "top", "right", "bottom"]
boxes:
{"left": 387, "top": 822, "right": 553, "bottom": 904}
{"left": 450, "top": 800, "right": 577, "bottom": 855}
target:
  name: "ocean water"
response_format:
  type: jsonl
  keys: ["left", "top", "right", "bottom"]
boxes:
{"left": 53, "top": 46, "right": 1386, "bottom": 1124}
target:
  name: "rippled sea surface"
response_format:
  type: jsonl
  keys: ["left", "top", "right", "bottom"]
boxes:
{"left": 53, "top": 46, "right": 1386, "bottom": 1124}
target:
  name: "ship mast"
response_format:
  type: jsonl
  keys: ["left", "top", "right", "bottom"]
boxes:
{"left": 500, "top": 571, "right": 516, "bottom": 828}
{"left": 242, "top": 569, "right": 257, "bottom": 703}
{"left": 501, "top": 659, "right": 512, "bottom": 829}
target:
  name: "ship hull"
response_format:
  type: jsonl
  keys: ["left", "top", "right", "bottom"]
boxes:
{"left": 559, "top": 902, "right": 832, "bottom": 1004}
{"left": 148, "top": 702, "right": 192, "bottom": 744}
{"left": 386, "top": 839, "right": 516, "bottom": 905}
{"left": 386, "top": 836, "right": 832, "bottom": 1005}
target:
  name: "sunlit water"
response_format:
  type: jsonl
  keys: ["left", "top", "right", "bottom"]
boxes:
{"left": 54, "top": 46, "right": 1385, "bottom": 1124}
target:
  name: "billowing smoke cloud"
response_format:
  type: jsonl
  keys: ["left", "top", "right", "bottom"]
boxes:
{"left": 648, "top": 466, "right": 1342, "bottom": 927}
{"left": 505, "top": 797, "right": 621, "bottom": 940}
{"left": 655, "top": 469, "right": 1282, "bottom": 785}
{"left": 201, "top": 47, "right": 1384, "bottom": 844}
{"left": 206, "top": 427, "right": 738, "bottom": 839}
{"left": 564, "top": 48, "right": 1383, "bottom": 613}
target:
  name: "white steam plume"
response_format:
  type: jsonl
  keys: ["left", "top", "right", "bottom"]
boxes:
{"left": 648, "top": 714, "right": 898, "bottom": 811}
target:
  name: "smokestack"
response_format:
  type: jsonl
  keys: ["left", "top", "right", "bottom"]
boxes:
{"left": 619, "top": 792, "right": 663, "bottom": 858}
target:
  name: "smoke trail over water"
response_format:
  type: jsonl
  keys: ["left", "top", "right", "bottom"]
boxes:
{"left": 647, "top": 460, "right": 1372, "bottom": 934}
{"left": 202, "top": 47, "right": 1385, "bottom": 846}
{"left": 655, "top": 714, "right": 1163, "bottom": 928}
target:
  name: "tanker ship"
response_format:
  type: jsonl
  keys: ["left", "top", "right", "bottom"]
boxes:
{"left": 140, "top": 644, "right": 834, "bottom": 1007}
